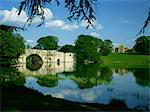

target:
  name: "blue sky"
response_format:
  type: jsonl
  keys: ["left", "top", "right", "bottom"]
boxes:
{"left": 0, "top": 0, "right": 149, "bottom": 48}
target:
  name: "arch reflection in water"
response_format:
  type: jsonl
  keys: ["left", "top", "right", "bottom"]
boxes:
{"left": 17, "top": 62, "right": 75, "bottom": 75}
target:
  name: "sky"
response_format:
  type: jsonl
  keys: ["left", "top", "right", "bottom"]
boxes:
{"left": 0, "top": 0, "right": 149, "bottom": 48}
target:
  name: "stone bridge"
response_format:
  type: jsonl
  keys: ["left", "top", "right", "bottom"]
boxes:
{"left": 18, "top": 49, "right": 76, "bottom": 63}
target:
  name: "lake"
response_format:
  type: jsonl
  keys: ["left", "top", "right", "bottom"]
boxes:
{"left": 1, "top": 62, "right": 150, "bottom": 111}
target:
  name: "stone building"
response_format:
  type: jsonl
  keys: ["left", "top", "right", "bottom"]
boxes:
{"left": 115, "top": 45, "right": 129, "bottom": 53}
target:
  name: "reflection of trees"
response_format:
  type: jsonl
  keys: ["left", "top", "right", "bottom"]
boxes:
{"left": 0, "top": 67, "right": 25, "bottom": 86}
{"left": 71, "top": 64, "right": 113, "bottom": 89}
{"left": 74, "top": 64, "right": 101, "bottom": 78}
{"left": 100, "top": 67, "right": 113, "bottom": 83}
{"left": 37, "top": 75, "right": 60, "bottom": 87}
{"left": 115, "top": 68, "right": 129, "bottom": 75}
{"left": 72, "top": 77, "right": 101, "bottom": 89}
{"left": 133, "top": 68, "right": 150, "bottom": 87}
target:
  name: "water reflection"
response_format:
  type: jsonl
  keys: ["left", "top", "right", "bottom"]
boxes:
{"left": 2, "top": 63, "right": 149, "bottom": 111}
{"left": 133, "top": 68, "right": 150, "bottom": 87}
{"left": 115, "top": 68, "right": 130, "bottom": 75}
{"left": 23, "top": 64, "right": 150, "bottom": 110}
{"left": 114, "top": 68, "right": 150, "bottom": 87}
{"left": 17, "top": 62, "right": 75, "bottom": 75}
{"left": 71, "top": 64, "right": 113, "bottom": 88}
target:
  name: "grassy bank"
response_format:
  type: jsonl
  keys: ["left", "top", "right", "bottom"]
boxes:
{"left": 101, "top": 53, "right": 150, "bottom": 68}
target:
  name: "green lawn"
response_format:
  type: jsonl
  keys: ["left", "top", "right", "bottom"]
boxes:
{"left": 101, "top": 53, "right": 150, "bottom": 68}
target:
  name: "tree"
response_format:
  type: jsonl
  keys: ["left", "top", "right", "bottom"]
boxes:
{"left": 133, "top": 36, "right": 150, "bottom": 55}
{"left": 0, "top": 29, "right": 25, "bottom": 66}
{"left": 0, "top": 67, "right": 25, "bottom": 86}
{"left": 75, "top": 35, "right": 102, "bottom": 63}
{"left": 59, "top": 44, "right": 75, "bottom": 53}
{"left": 34, "top": 36, "right": 59, "bottom": 50}
{"left": 18, "top": 0, "right": 98, "bottom": 28}
{"left": 100, "top": 39, "right": 113, "bottom": 56}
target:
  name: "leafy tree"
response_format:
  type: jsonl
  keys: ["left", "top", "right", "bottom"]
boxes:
{"left": 0, "top": 29, "right": 25, "bottom": 66}
{"left": 18, "top": 0, "right": 98, "bottom": 28}
{"left": 100, "top": 39, "right": 113, "bottom": 56}
{"left": 59, "top": 44, "right": 75, "bottom": 53}
{"left": 0, "top": 67, "right": 25, "bottom": 86}
{"left": 34, "top": 36, "right": 59, "bottom": 50}
{"left": 133, "top": 36, "right": 150, "bottom": 55}
{"left": 75, "top": 35, "right": 102, "bottom": 63}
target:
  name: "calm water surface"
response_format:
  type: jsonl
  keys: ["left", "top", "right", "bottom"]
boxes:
{"left": 1, "top": 62, "right": 150, "bottom": 110}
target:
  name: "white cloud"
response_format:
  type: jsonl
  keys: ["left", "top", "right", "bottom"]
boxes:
{"left": 90, "top": 32, "right": 100, "bottom": 37}
{"left": 81, "top": 20, "right": 103, "bottom": 30}
{"left": 33, "top": 7, "right": 54, "bottom": 23}
{"left": 26, "top": 39, "right": 35, "bottom": 43}
{"left": 40, "top": 8, "right": 53, "bottom": 20}
{"left": 0, "top": 7, "right": 79, "bottom": 31}
{"left": 45, "top": 20, "right": 64, "bottom": 27}
{"left": 0, "top": 7, "right": 53, "bottom": 26}
{"left": 0, "top": 7, "right": 95, "bottom": 31}
{"left": 61, "top": 24, "right": 79, "bottom": 30}
{"left": 45, "top": 19, "right": 79, "bottom": 31}
{"left": 0, "top": 7, "right": 28, "bottom": 26}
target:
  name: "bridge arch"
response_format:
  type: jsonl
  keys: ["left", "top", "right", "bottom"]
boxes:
{"left": 26, "top": 54, "right": 43, "bottom": 71}
{"left": 18, "top": 49, "right": 49, "bottom": 63}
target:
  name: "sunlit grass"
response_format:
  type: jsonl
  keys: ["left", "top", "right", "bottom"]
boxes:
{"left": 101, "top": 53, "right": 150, "bottom": 68}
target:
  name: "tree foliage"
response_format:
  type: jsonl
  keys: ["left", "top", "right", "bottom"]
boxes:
{"left": 133, "top": 36, "right": 150, "bottom": 55}
{"left": 99, "top": 39, "right": 113, "bottom": 56}
{"left": 0, "top": 29, "right": 25, "bottom": 66}
{"left": 0, "top": 67, "right": 25, "bottom": 86}
{"left": 75, "top": 35, "right": 102, "bottom": 63}
{"left": 18, "top": 0, "right": 98, "bottom": 28}
{"left": 34, "top": 36, "right": 59, "bottom": 50}
{"left": 59, "top": 44, "right": 75, "bottom": 53}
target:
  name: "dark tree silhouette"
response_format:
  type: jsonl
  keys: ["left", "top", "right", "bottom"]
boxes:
{"left": 18, "top": 0, "right": 98, "bottom": 28}
{"left": 0, "top": 25, "right": 27, "bottom": 31}
{"left": 136, "top": 9, "right": 150, "bottom": 36}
